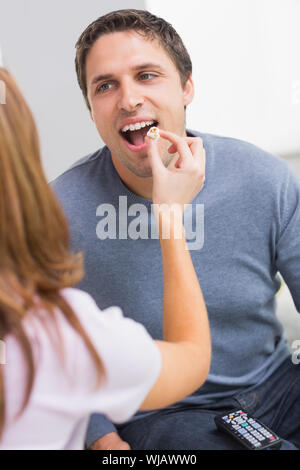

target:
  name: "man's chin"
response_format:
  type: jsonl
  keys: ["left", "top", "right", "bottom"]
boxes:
{"left": 114, "top": 145, "right": 173, "bottom": 178}
{"left": 124, "top": 161, "right": 153, "bottom": 178}
{"left": 125, "top": 152, "right": 176, "bottom": 177}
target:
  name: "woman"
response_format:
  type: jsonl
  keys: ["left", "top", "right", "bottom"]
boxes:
{"left": 0, "top": 68, "right": 210, "bottom": 449}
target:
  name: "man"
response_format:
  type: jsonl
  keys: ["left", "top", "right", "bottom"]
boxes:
{"left": 52, "top": 9, "right": 300, "bottom": 450}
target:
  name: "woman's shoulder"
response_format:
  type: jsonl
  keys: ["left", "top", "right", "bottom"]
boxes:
{"left": 58, "top": 287, "right": 153, "bottom": 347}
{"left": 59, "top": 287, "right": 124, "bottom": 325}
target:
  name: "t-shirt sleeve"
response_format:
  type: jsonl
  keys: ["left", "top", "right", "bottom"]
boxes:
{"left": 61, "top": 288, "right": 162, "bottom": 424}
{"left": 275, "top": 167, "right": 300, "bottom": 312}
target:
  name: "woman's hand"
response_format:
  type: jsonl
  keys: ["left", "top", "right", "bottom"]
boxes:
{"left": 145, "top": 129, "right": 206, "bottom": 213}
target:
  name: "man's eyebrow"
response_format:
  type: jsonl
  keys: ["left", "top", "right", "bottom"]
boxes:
{"left": 90, "top": 63, "right": 164, "bottom": 87}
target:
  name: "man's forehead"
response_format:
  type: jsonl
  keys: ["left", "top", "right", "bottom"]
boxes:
{"left": 86, "top": 31, "right": 172, "bottom": 86}
{"left": 88, "top": 30, "right": 161, "bottom": 59}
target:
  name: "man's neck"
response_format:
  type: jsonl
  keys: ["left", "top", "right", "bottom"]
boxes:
{"left": 110, "top": 153, "right": 153, "bottom": 200}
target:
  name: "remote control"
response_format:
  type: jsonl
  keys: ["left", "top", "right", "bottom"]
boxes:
{"left": 214, "top": 409, "right": 282, "bottom": 450}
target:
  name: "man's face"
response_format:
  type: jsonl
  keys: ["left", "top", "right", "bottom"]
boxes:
{"left": 86, "top": 30, "right": 194, "bottom": 178}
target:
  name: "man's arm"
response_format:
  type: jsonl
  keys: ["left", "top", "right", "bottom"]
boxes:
{"left": 85, "top": 414, "right": 130, "bottom": 450}
{"left": 275, "top": 166, "right": 300, "bottom": 312}
{"left": 89, "top": 433, "right": 130, "bottom": 451}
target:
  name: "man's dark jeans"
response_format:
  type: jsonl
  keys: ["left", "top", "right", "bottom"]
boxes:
{"left": 117, "top": 357, "right": 300, "bottom": 450}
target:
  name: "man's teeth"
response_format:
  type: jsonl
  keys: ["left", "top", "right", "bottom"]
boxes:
{"left": 121, "top": 120, "right": 156, "bottom": 133}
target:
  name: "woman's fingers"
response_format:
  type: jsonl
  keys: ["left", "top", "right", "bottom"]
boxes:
{"left": 187, "top": 137, "right": 206, "bottom": 172}
{"left": 146, "top": 129, "right": 206, "bottom": 209}
{"left": 146, "top": 129, "right": 205, "bottom": 181}
{"left": 166, "top": 135, "right": 205, "bottom": 172}
{"left": 145, "top": 135, "right": 166, "bottom": 177}
{"left": 158, "top": 129, "right": 194, "bottom": 167}
{"left": 168, "top": 136, "right": 203, "bottom": 155}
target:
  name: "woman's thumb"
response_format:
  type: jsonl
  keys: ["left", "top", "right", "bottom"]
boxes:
{"left": 145, "top": 136, "right": 165, "bottom": 176}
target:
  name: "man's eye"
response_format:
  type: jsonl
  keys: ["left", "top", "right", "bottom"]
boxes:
{"left": 140, "top": 73, "right": 155, "bottom": 80}
{"left": 96, "top": 83, "right": 113, "bottom": 93}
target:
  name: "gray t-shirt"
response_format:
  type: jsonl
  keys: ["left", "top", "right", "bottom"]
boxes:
{"left": 51, "top": 129, "right": 300, "bottom": 444}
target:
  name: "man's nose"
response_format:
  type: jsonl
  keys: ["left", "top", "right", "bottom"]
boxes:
{"left": 117, "top": 81, "right": 144, "bottom": 111}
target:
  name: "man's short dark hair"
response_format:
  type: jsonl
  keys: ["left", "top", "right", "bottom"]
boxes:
{"left": 75, "top": 9, "right": 193, "bottom": 111}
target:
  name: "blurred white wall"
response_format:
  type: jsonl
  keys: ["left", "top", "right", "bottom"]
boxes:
{"left": 147, "top": 0, "right": 300, "bottom": 158}
{"left": 0, "top": 0, "right": 146, "bottom": 181}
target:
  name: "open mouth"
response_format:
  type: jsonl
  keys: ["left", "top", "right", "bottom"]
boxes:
{"left": 120, "top": 121, "right": 159, "bottom": 148}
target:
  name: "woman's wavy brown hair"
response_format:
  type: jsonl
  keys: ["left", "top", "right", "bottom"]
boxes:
{"left": 0, "top": 68, "right": 105, "bottom": 441}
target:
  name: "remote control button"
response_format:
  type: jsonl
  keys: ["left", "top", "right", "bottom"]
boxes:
{"left": 252, "top": 423, "right": 261, "bottom": 429}
{"left": 238, "top": 429, "right": 247, "bottom": 435}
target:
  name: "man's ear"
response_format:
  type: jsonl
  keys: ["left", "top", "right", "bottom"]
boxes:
{"left": 183, "top": 74, "right": 194, "bottom": 107}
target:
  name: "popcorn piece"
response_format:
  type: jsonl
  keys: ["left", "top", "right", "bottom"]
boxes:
{"left": 147, "top": 126, "right": 160, "bottom": 142}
